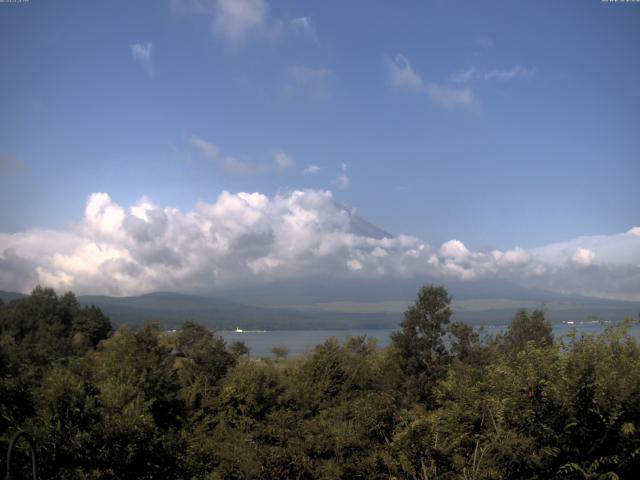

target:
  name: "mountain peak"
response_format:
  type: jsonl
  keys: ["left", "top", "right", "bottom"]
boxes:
{"left": 337, "top": 203, "right": 393, "bottom": 240}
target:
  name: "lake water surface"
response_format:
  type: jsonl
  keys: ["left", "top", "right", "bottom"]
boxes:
{"left": 218, "top": 323, "right": 640, "bottom": 358}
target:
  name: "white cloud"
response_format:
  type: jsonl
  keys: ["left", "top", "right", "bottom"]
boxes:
{"left": 189, "top": 135, "right": 272, "bottom": 175}
{"left": 212, "top": 0, "right": 269, "bottom": 45}
{"left": 130, "top": 42, "right": 153, "bottom": 77}
{"left": 1, "top": 191, "right": 639, "bottom": 300}
{"left": 440, "top": 240, "right": 471, "bottom": 261}
{"left": 485, "top": 66, "right": 536, "bottom": 81}
{"left": 385, "top": 54, "right": 476, "bottom": 109}
{"left": 452, "top": 65, "right": 536, "bottom": 83}
{"left": 496, "top": 247, "right": 530, "bottom": 267}
{"left": 190, "top": 136, "right": 296, "bottom": 174}
{"left": 274, "top": 150, "right": 294, "bottom": 169}
{"left": 628, "top": 226, "right": 640, "bottom": 236}
{"left": 84, "top": 192, "right": 127, "bottom": 242}
{"left": 285, "top": 65, "right": 336, "bottom": 100}
{"left": 450, "top": 69, "right": 476, "bottom": 84}
{"left": 172, "top": 0, "right": 312, "bottom": 47}
{"left": 424, "top": 83, "right": 475, "bottom": 109}
{"left": 332, "top": 163, "right": 350, "bottom": 190}
{"left": 572, "top": 247, "right": 596, "bottom": 267}
{"left": 303, "top": 164, "right": 321, "bottom": 175}
{"left": 189, "top": 135, "right": 221, "bottom": 160}
{"left": 289, "top": 16, "right": 315, "bottom": 40}
{"left": 385, "top": 54, "right": 424, "bottom": 92}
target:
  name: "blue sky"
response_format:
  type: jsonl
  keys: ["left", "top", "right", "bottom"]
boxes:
{"left": 1, "top": 0, "right": 639, "bottom": 298}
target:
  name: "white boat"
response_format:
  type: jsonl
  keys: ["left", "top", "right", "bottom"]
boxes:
{"left": 234, "top": 327, "right": 244, "bottom": 333}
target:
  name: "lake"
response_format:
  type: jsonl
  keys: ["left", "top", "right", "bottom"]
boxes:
{"left": 218, "top": 322, "right": 640, "bottom": 358}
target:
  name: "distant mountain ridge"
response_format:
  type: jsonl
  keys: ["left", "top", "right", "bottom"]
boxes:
{"left": 0, "top": 290, "right": 26, "bottom": 302}
{"left": 2, "top": 284, "right": 639, "bottom": 330}
{"left": 212, "top": 275, "right": 638, "bottom": 307}
{"left": 78, "top": 292, "right": 397, "bottom": 330}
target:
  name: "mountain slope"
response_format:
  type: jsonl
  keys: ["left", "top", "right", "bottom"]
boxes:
{"left": 76, "top": 292, "right": 398, "bottom": 330}
{"left": 3, "top": 281, "right": 638, "bottom": 330}
{"left": 213, "top": 275, "right": 637, "bottom": 306}
{"left": 0, "top": 290, "right": 26, "bottom": 302}
{"left": 213, "top": 276, "right": 640, "bottom": 325}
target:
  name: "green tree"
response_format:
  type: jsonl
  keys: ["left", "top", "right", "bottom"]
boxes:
{"left": 229, "top": 340, "right": 250, "bottom": 358}
{"left": 390, "top": 285, "right": 452, "bottom": 403}
{"left": 174, "top": 321, "right": 235, "bottom": 410}
{"left": 88, "top": 323, "right": 187, "bottom": 478}
{"left": 297, "top": 338, "right": 348, "bottom": 411}
{"left": 448, "top": 322, "right": 479, "bottom": 361}
{"left": 72, "top": 304, "right": 112, "bottom": 347}
{"left": 271, "top": 344, "right": 289, "bottom": 360}
{"left": 502, "top": 308, "right": 553, "bottom": 356}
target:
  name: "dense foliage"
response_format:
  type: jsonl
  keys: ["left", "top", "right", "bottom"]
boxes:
{"left": 1, "top": 286, "right": 639, "bottom": 479}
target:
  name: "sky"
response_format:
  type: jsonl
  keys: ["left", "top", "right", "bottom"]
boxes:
{"left": 1, "top": 0, "right": 639, "bottom": 300}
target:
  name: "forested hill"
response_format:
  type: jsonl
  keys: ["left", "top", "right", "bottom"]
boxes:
{"left": 0, "top": 290, "right": 26, "bottom": 303}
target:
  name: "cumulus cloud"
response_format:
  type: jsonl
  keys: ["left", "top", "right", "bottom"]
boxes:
{"left": 440, "top": 240, "right": 471, "bottom": 261}
{"left": 131, "top": 42, "right": 153, "bottom": 77}
{"left": 572, "top": 247, "right": 595, "bottom": 267}
{"left": 303, "top": 164, "right": 321, "bottom": 175}
{"left": 0, "top": 248, "right": 38, "bottom": 293}
{"left": 1, "top": 192, "right": 639, "bottom": 300}
{"left": 0, "top": 190, "right": 408, "bottom": 295}
{"left": 385, "top": 54, "right": 476, "bottom": 109}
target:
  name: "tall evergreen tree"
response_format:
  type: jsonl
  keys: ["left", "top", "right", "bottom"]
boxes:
{"left": 390, "top": 285, "right": 452, "bottom": 404}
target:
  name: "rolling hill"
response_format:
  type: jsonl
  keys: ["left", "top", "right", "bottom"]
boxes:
{"left": 2, "top": 284, "right": 639, "bottom": 331}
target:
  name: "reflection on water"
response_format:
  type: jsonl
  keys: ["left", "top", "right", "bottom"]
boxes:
{"left": 218, "top": 323, "right": 640, "bottom": 358}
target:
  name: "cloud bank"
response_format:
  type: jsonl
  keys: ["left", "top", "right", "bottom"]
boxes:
{"left": 1, "top": 191, "right": 639, "bottom": 299}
